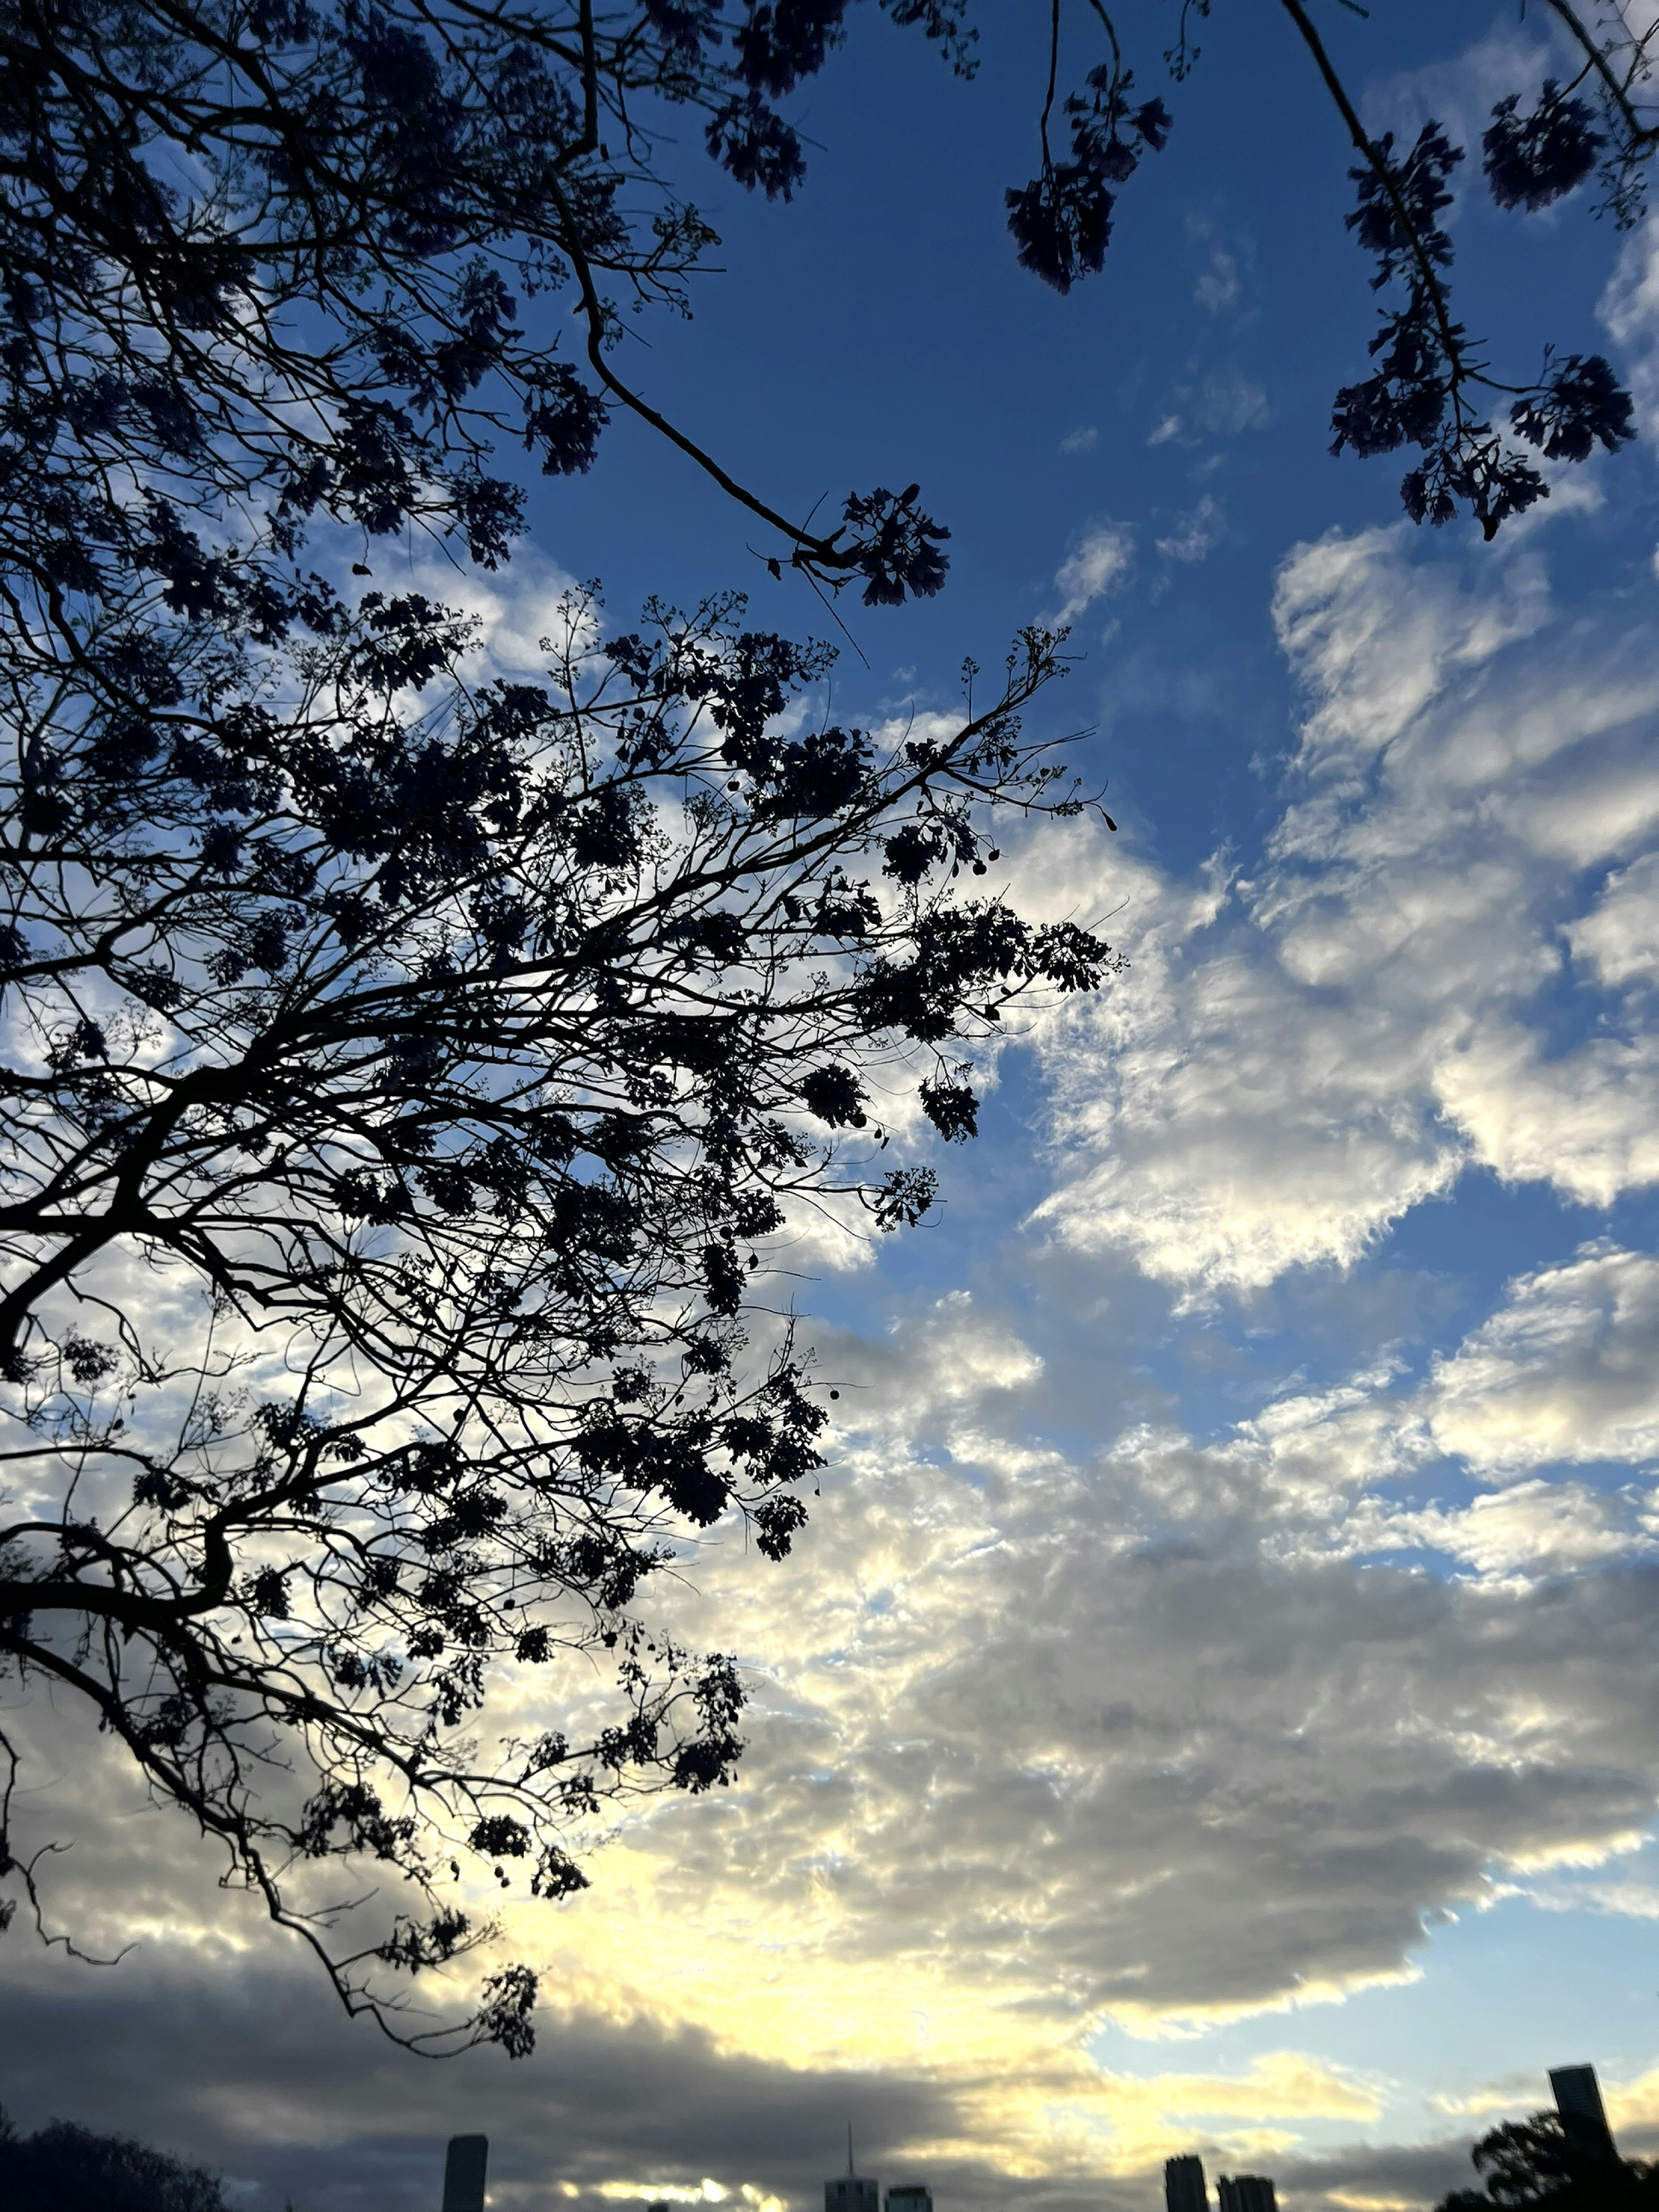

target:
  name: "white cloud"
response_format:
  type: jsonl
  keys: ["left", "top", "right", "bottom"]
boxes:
{"left": 1061, "top": 425, "right": 1099, "bottom": 454}
{"left": 597, "top": 2183, "right": 732, "bottom": 2203}
{"left": 1197, "top": 370, "right": 1268, "bottom": 436}
{"left": 405, "top": 546, "right": 585, "bottom": 678}
{"left": 1031, "top": 526, "right": 1659, "bottom": 1294}
{"left": 1049, "top": 523, "right": 1134, "bottom": 628}
{"left": 1148, "top": 370, "right": 1268, "bottom": 449}
{"left": 1433, "top": 1024, "right": 1659, "bottom": 1207}
{"left": 1194, "top": 252, "right": 1240, "bottom": 316}
{"left": 1119, "top": 1236, "right": 1659, "bottom": 1578}
{"left": 1156, "top": 496, "right": 1224, "bottom": 564}
{"left": 1601, "top": 218, "right": 1659, "bottom": 441}
{"left": 1186, "top": 215, "right": 1247, "bottom": 319}
{"left": 1567, "top": 850, "right": 1659, "bottom": 989}
{"left": 1422, "top": 1244, "right": 1659, "bottom": 1476}
{"left": 1392, "top": 1476, "right": 1653, "bottom": 1577}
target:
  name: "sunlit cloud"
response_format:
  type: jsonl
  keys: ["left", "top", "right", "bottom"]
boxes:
{"left": 1049, "top": 523, "right": 1134, "bottom": 628}
{"left": 1030, "top": 524, "right": 1659, "bottom": 1294}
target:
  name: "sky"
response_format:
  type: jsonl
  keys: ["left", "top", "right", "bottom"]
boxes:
{"left": 12, "top": 3, "right": 1659, "bottom": 2210}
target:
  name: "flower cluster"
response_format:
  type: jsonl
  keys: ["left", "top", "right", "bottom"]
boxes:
{"left": 1331, "top": 113, "right": 1635, "bottom": 537}
{"left": 1006, "top": 66, "right": 1172, "bottom": 294}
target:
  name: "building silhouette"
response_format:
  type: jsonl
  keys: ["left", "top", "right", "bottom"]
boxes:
{"left": 441, "top": 2136, "right": 488, "bottom": 2212}
{"left": 1216, "top": 2177, "right": 1277, "bottom": 2212}
{"left": 1164, "top": 2153, "right": 1208, "bottom": 2212}
{"left": 1551, "top": 2064, "right": 1618, "bottom": 2163}
{"left": 885, "top": 2187, "right": 932, "bottom": 2212}
{"left": 826, "top": 2130, "right": 879, "bottom": 2212}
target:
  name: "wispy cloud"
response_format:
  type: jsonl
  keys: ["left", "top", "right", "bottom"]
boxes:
{"left": 1049, "top": 521, "right": 1134, "bottom": 626}
{"left": 1149, "top": 368, "right": 1268, "bottom": 447}
{"left": 1195, "top": 253, "right": 1239, "bottom": 314}
{"left": 1187, "top": 213, "right": 1248, "bottom": 316}
{"left": 1601, "top": 213, "right": 1659, "bottom": 440}
{"left": 1156, "top": 495, "right": 1224, "bottom": 563}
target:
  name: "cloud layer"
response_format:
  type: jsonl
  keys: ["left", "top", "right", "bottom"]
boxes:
{"left": 9, "top": 522, "right": 1659, "bottom": 2212}
{"left": 1033, "top": 525, "right": 1659, "bottom": 1294}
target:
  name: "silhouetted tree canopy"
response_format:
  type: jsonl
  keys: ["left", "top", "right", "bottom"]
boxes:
{"left": 0, "top": 563, "right": 1111, "bottom": 2051}
{"left": 1435, "top": 2110, "right": 1659, "bottom": 2210}
{"left": 0, "top": 2108, "right": 229, "bottom": 2212}
{"left": 2, "top": 0, "right": 1656, "bottom": 2057}
{"left": 0, "top": 0, "right": 1649, "bottom": 599}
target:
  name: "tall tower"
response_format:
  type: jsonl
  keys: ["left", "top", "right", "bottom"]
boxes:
{"left": 825, "top": 2132, "right": 879, "bottom": 2212}
{"left": 1550, "top": 2064, "right": 1618, "bottom": 2162}
{"left": 1217, "top": 2177, "right": 1277, "bottom": 2212}
{"left": 442, "top": 2136, "right": 489, "bottom": 2212}
{"left": 1165, "top": 2153, "right": 1208, "bottom": 2212}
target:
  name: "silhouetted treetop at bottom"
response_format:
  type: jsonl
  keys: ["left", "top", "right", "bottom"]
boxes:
{"left": 1435, "top": 2110, "right": 1659, "bottom": 2209}
{"left": 0, "top": 2109, "right": 228, "bottom": 2212}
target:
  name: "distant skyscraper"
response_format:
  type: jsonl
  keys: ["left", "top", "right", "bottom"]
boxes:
{"left": 885, "top": 2185, "right": 931, "bottom": 2212}
{"left": 826, "top": 2130, "right": 879, "bottom": 2212}
{"left": 442, "top": 2136, "right": 489, "bottom": 2212}
{"left": 1217, "top": 2177, "right": 1277, "bottom": 2212}
{"left": 1165, "top": 2153, "right": 1209, "bottom": 2212}
{"left": 1551, "top": 2064, "right": 1618, "bottom": 2161}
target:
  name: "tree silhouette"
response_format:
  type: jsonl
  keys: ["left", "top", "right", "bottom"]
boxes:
{"left": 0, "top": 0, "right": 1650, "bottom": 632}
{"left": 0, "top": 570, "right": 1110, "bottom": 2050}
{"left": 1435, "top": 2110, "right": 1659, "bottom": 2210}
{"left": 3, "top": 0, "right": 1657, "bottom": 2056}
{"left": 0, "top": 2108, "right": 229, "bottom": 2212}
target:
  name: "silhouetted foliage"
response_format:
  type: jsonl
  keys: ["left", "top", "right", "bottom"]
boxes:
{"left": 1327, "top": 115, "right": 1635, "bottom": 539}
{"left": 1434, "top": 2110, "right": 1659, "bottom": 2210}
{"left": 0, "top": 0, "right": 981, "bottom": 620}
{"left": 0, "top": 0, "right": 1650, "bottom": 632}
{"left": 1004, "top": 62, "right": 1170, "bottom": 293}
{"left": 3, "top": 0, "right": 1656, "bottom": 2065}
{"left": 1484, "top": 83, "right": 1604, "bottom": 213}
{"left": 0, "top": 2108, "right": 228, "bottom": 2212}
{"left": 1, "top": 0, "right": 1144, "bottom": 2058}
{"left": 1004, "top": 0, "right": 1653, "bottom": 536}
{"left": 0, "top": 567, "right": 1115, "bottom": 2050}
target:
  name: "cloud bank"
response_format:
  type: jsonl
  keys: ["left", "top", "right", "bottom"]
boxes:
{"left": 1034, "top": 525, "right": 1659, "bottom": 1294}
{"left": 9, "top": 523, "right": 1659, "bottom": 2212}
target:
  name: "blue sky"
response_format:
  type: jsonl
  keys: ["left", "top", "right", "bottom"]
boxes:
{"left": 9, "top": 6, "right": 1659, "bottom": 2211}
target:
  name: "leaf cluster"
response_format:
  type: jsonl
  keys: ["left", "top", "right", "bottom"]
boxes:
{"left": 1329, "top": 114, "right": 1634, "bottom": 538}
{"left": 1005, "top": 0, "right": 1653, "bottom": 537}
{"left": 0, "top": 575, "right": 1117, "bottom": 2050}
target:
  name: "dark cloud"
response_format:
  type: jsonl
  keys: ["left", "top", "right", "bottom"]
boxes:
{"left": 3, "top": 1930, "right": 1535, "bottom": 2212}
{"left": 1277, "top": 2135, "right": 1476, "bottom": 2211}
{"left": 0, "top": 1944, "right": 970, "bottom": 2212}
